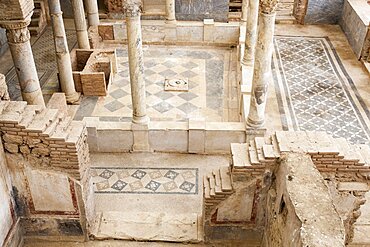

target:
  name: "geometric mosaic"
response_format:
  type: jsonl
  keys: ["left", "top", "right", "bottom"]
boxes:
{"left": 273, "top": 36, "right": 370, "bottom": 145}
{"left": 91, "top": 167, "right": 198, "bottom": 194}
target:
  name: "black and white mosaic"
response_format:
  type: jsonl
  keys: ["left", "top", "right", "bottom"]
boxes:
{"left": 273, "top": 36, "right": 370, "bottom": 145}
{"left": 91, "top": 167, "right": 198, "bottom": 194}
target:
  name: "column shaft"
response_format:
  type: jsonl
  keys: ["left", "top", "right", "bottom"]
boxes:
{"left": 84, "top": 0, "right": 100, "bottom": 26}
{"left": 241, "top": 0, "right": 248, "bottom": 23}
{"left": 71, "top": 0, "right": 90, "bottom": 49}
{"left": 242, "top": 0, "right": 259, "bottom": 66}
{"left": 247, "top": 7, "right": 277, "bottom": 127}
{"left": 1, "top": 20, "right": 45, "bottom": 106}
{"left": 124, "top": 1, "right": 148, "bottom": 124}
{"left": 165, "top": 0, "right": 176, "bottom": 22}
{"left": 49, "top": 0, "right": 80, "bottom": 103}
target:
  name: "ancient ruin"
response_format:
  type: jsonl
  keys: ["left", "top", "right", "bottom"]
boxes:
{"left": 0, "top": 0, "right": 369, "bottom": 246}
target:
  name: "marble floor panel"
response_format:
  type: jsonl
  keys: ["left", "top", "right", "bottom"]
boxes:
{"left": 273, "top": 36, "right": 370, "bottom": 145}
{"left": 78, "top": 46, "right": 235, "bottom": 122}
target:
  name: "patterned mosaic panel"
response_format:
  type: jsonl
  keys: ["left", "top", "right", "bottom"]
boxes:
{"left": 91, "top": 167, "right": 198, "bottom": 194}
{"left": 5, "top": 28, "right": 77, "bottom": 100}
{"left": 274, "top": 36, "right": 370, "bottom": 145}
{"left": 91, "top": 48, "right": 227, "bottom": 121}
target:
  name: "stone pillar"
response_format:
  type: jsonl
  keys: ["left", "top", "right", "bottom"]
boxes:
{"left": 123, "top": 0, "right": 149, "bottom": 125}
{"left": 165, "top": 0, "right": 176, "bottom": 23}
{"left": 241, "top": 0, "right": 248, "bottom": 24}
{"left": 48, "top": 0, "right": 80, "bottom": 104}
{"left": 71, "top": 0, "right": 90, "bottom": 49}
{"left": 84, "top": 0, "right": 100, "bottom": 26}
{"left": 242, "top": 0, "right": 259, "bottom": 66}
{"left": 246, "top": 0, "right": 278, "bottom": 128}
{"left": 0, "top": 18, "right": 45, "bottom": 106}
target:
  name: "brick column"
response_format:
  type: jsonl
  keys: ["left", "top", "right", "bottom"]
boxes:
{"left": 242, "top": 0, "right": 259, "bottom": 66}
{"left": 71, "top": 0, "right": 90, "bottom": 49}
{"left": 247, "top": 0, "right": 278, "bottom": 128}
{"left": 0, "top": 17, "right": 45, "bottom": 106}
{"left": 48, "top": 0, "right": 80, "bottom": 104}
{"left": 84, "top": 0, "right": 100, "bottom": 26}
{"left": 124, "top": 0, "right": 149, "bottom": 125}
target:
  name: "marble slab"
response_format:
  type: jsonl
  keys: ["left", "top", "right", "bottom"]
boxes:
{"left": 175, "top": 0, "right": 229, "bottom": 22}
{"left": 304, "top": 0, "right": 344, "bottom": 24}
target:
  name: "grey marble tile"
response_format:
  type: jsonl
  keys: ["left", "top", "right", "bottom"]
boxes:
{"left": 304, "top": 0, "right": 344, "bottom": 24}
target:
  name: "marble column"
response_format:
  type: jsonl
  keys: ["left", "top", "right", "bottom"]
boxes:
{"left": 84, "top": 0, "right": 100, "bottom": 26}
{"left": 165, "top": 0, "right": 176, "bottom": 23}
{"left": 124, "top": 0, "right": 149, "bottom": 125}
{"left": 246, "top": 0, "right": 278, "bottom": 128}
{"left": 242, "top": 0, "right": 259, "bottom": 66}
{"left": 0, "top": 18, "right": 45, "bottom": 106}
{"left": 241, "top": 0, "right": 248, "bottom": 24}
{"left": 49, "top": 0, "right": 80, "bottom": 103}
{"left": 71, "top": 0, "right": 90, "bottom": 49}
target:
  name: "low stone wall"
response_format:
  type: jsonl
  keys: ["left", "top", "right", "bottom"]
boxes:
{"left": 0, "top": 100, "right": 94, "bottom": 241}
{"left": 340, "top": 0, "right": 370, "bottom": 60}
{"left": 95, "top": 20, "right": 240, "bottom": 46}
{"left": 85, "top": 118, "right": 248, "bottom": 154}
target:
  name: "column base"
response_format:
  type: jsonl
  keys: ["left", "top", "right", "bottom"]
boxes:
{"left": 246, "top": 117, "right": 264, "bottom": 128}
{"left": 165, "top": 19, "right": 177, "bottom": 25}
{"left": 132, "top": 115, "right": 149, "bottom": 125}
{"left": 22, "top": 89, "right": 46, "bottom": 107}
{"left": 131, "top": 122, "right": 151, "bottom": 152}
{"left": 241, "top": 58, "right": 254, "bottom": 67}
{"left": 66, "top": 92, "right": 81, "bottom": 105}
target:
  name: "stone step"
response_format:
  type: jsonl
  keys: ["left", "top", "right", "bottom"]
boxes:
{"left": 0, "top": 101, "right": 10, "bottom": 114}
{"left": 271, "top": 135, "right": 281, "bottom": 158}
{"left": 213, "top": 170, "right": 222, "bottom": 194}
{"left": 47, "top": 116, "right": 73, "bottom": 141}
{"left": 0, "top": 101, "right": 27, "bottom": 123}
{"left": 27, "top": 109, "right": 59, "bottom": 133}
{"left": 40, "top": 112, "right": 64, "bottom": 137}
{"left": 65, "top": 121, "right": 85, "bottom": 144}
{"left": 262, "top": 144, "right": 276, "bottom": 159}
{"left": 207, "top": 173, "right": 216, "bottom": 197}
{"left": 219, "top": 166, "right": 232, "bottom": 192}
{"left": 231, "top": 143, "right": 251, "bottom": 169}
{"left": 355, "top": 144, "right": 370, "bottom": 165}
{"left": 249, "top": 141, "right": 260, "bottom": 165}
{"left": 334, "top": 137, "right": 360, "bottom": 162}
{"left": 30, "top": 18, "right": 40, "bottom": 27}
{"left": 18, "top": 106, "right": 41, "bottom": 129}
{"left": 203, "top": 176, "right": 211, "bottom": 200}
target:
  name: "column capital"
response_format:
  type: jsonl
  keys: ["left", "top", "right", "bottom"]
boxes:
{"left": 123, "top": 0, "right": 142, "bottom": 17}
{"left": 0, "top": 18, "right": 31, "bottom": 43}
{"left": 259, "top": 0, "right": 279, "bottom": 14}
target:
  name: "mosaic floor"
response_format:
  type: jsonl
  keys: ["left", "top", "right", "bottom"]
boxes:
{"left": 273, "top": 36, "right": 370, "bottom": 145}
{"left": 92, "top": 167, "right": 198, "bottom": 194}
{"left": 76, "top": 46, "right": 234, "bottom": 122}
{"left": 5, "top": 27, "right": 77, "bottom": 100}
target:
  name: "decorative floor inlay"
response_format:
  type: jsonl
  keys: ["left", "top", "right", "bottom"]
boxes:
{"left": 273, "top": 36, "right": 370, "bottom": 145}
{"left": 91, "top": 167, "right": 198, "bottom": 194}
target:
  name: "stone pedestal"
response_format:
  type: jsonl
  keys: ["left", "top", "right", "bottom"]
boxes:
{"left": 71, "top": 0, "right": 90, "bottom": 49}
{"left": 246, "top": 1, "right": 278, "bottom": 128}
{"left": 165, "top": 0, "right": 176, "bottom": 23}
{"left": 124, "top": 0, "right": 149, "bottom": 125}
{"left": 84, "top": 0, "right": 100, "bottom": 26}
{"left": 242, "top": 0, "right": 259, "bottom": 66}
{"left": 0, "top": 18, "right": 45, "bottom": 106}
{"left": 132, "top": 123, "right": 150, "bottom": 152}
{"left": 49, "top": 0, "right": 80, "bottom": 104}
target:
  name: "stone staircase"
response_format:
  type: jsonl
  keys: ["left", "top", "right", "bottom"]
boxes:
{"left": 0, "top": 101, "right": 89, "bottom": 180}
{"left": 29, "top": 0, "right": 47, "bottom": 36}
{"left": 203, "top": 166, "right": 233, "bottom": 220}
{"left": 202, "top": 131, "right": 370, "bottom": 239}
